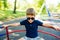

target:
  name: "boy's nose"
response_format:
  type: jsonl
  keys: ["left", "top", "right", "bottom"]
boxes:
{"left": 30, "top": 19, "right": 32, "bottom": 20}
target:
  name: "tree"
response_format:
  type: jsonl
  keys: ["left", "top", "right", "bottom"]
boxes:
{"left": 13, "top": 0, "right": 17, "bottom": 14}
{"left": 3, "top": 0, "right": 7, "bottom": 10}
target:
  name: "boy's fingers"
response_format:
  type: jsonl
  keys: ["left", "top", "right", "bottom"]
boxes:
{"left": 57, "top": 27, "right": 60, "bottom": 31}
{"left": 54, "top": 26, "right": 60, "bottom": 31}
{"left": 56, "top": 27, "right": 60, "bottom": 31}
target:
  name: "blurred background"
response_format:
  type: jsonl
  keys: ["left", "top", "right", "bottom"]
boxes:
{"left": 0, "top": 0, "right": 60, "bottom": 40}
{"left": 0, "top": 0, "right": 60, "bottom": 21}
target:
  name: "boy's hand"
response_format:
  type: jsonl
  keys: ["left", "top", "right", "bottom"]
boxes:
{"left": 53, "top": 26, "right": 60, "bottom": 31}
{"left": 2, "top": 25, "right": 9, "bottom": 28}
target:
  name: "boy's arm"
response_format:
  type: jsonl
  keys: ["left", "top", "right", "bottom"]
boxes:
{"left": 2, "top": 22, "right": 20, "bottom": 28}
{"left": 42, "top": 23, "right": 60, "bottom": 31}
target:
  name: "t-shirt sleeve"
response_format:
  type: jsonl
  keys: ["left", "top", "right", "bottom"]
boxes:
{"left": 37, "top": 20, "right": 43, "bottom": 26}
{"left": 20, "top": 20, "right": 25, "bottom": 25}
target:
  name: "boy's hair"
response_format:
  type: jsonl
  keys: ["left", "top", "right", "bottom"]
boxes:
{"left": 26, "top": 8, "right": 36, "bottom": 16}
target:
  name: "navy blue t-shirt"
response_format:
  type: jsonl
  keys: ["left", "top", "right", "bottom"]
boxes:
{"left": 20, "top": 19, "right": 43, "bottom": 38}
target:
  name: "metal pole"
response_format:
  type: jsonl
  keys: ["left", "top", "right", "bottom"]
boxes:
{"left": 6, "top": 27, "right": 9, "bottom": 40}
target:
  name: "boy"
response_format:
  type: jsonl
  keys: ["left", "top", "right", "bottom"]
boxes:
{"left": 2, "top": 8, "right": 60, "bottom": 40}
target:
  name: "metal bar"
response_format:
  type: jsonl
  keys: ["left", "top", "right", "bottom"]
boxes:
{"left": 6, "top": 27, "right": 9, "bottom": 40}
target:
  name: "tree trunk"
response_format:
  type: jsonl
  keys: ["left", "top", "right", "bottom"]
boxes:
{"left": 13, "top": 0, "right": 17, "bottom": 14}
{"left": 3, "top": 0, "right": 7, "bottom": 10}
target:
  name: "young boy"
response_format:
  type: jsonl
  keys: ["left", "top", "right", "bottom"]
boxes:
{"left": 2, "top": 8, "right": 60, "bottom": 40}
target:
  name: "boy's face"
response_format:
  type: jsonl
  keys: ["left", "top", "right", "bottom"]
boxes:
{"left": 27, "top": 15, "right": 35, "bottom": 23}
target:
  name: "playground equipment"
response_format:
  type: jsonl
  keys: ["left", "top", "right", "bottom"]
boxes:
{"left": 0, "top": 26, "right": 60, "bottom": 40}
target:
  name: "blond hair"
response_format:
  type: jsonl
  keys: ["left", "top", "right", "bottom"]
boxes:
{"left": 26, "top": 8, "right": 36, "bottom": 16}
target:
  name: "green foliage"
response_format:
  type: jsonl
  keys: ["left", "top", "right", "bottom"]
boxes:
{"left": 4, "top": 0, "right": 7, "bottom": 8}
{"left": 0, "top": 1, "right": 3, "bottom": 10}
{"left": 0, "top": 10, "right": 26, "bottom": 21}
{"left": 41, "top": 6, "right": 47, "bottom": 15}
{"left": 34, "top": 0, "right": 44, "bottom": 12}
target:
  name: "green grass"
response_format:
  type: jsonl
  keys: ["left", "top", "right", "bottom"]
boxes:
{"left": 0, "top": 10, "right": 26, "bottom": 21}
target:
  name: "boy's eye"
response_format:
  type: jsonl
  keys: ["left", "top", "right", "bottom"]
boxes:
{"left": 31, "top": 18, "right": 34, "bottom": 20}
